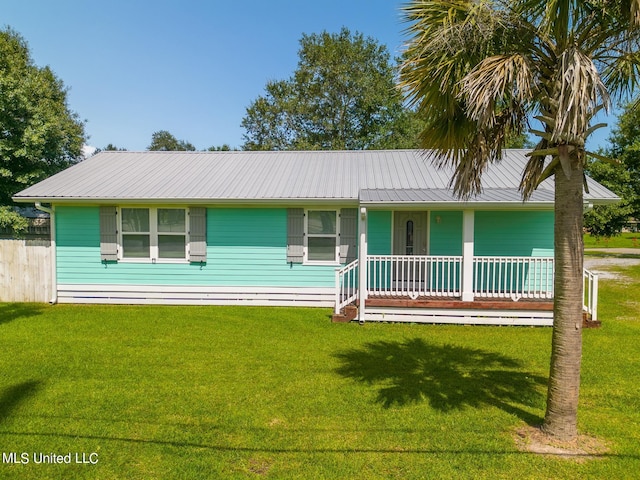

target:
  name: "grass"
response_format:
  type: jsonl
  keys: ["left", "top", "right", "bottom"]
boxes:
{"left": 584, "top": 232, "right": 640, "bottom": 249}
{"left": 1, "top": 270, "right": 640, "bottom": 479}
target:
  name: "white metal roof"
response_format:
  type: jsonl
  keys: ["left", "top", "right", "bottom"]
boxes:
{"left": 13, "top": 149, "right": 619, "bottom": 206}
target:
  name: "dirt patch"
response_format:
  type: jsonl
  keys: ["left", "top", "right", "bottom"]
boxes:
{"left": 247, "top": 457, "right": 272, "bottom": 476}
{"left": 514, "top": 425, "right": 609, "bottom": 461}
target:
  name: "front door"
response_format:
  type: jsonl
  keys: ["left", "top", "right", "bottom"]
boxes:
{"left": 393, "top": 211, "right": 428, "bottom": 256}
{"left": 392, "top": 212, "right": 428, "bottom": 293}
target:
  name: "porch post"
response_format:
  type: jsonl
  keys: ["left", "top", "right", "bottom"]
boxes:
{"left": 461, "top": 209, "right": 475, "bottom": 302}
{"left": 358, "top": 207, "right": 368, "bottom": 323}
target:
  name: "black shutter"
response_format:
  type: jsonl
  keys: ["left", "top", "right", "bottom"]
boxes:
{"left": 189, "top": 207, "right": 207, "bottom": 262}
{"left": 339, "top": 208, "right": 357, "bottom": 264}
{"left": 100, "top": 206, "right": 118, "bottom": 261}
{"left": 287, "top": 208, "right": 304, "bottom": 263}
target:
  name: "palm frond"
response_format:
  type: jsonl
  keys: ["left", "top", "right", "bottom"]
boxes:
{"left": 460, "top": 54, "right": 534, "bottom": 127}
{"left": 585, "top": 150, "right": 619, "bottom": 165}
{"left": 600, "top": 50, "right": 640, "bottom": 96}
{"left": 552, "top": 47, "right": 610, "bottom": 144}
{"left": 519, "top": 137, "right": 549, "bottom": 200}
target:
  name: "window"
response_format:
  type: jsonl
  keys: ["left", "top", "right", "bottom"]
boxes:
{"left": 157, "top": 208, "right": 186, "bottom": 259}
{"left": 120, "top": 207, "right": 188, "bottom": 262}
{"left": 305, "top": 210, "right": 339, "bottom": 263}
{"left": 121, "top": 208, "right": 151, "bottom": 258}
{"left": 405, "top": 220, "right": 414, "bottom": 255}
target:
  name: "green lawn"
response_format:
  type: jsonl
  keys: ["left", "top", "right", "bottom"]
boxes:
{"left": 584, "top": 232, "right": 640, "bottom": 249}
{"left": 1, "top": 269, "right": 640, "bottom": 479}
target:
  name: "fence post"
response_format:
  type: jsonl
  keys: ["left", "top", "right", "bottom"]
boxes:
{"left": 334, "top": 267, "right": 341, "bottom": 315}
{"left": 592, "top": 274, "right": 599, "bottom": 321}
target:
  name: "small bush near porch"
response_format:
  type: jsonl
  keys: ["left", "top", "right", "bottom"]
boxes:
{"left": 1, "top": 267, "right": 639, "bottom": 479}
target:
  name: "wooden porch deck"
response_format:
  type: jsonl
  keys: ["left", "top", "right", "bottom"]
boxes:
{"left": 363, "top": 296, "right": 554, "bottom": 311}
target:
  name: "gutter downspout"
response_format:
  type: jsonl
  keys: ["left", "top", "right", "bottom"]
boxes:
{"left": 35, "top": 202, "right": 57, "bottom": 304}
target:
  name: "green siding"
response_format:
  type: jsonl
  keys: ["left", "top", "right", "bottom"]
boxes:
{"left": 366, "top": 210, "right": 553, "bottom": 257}
{"left": 56, "top": 206, "right": 337, "bottom": 287}
{"left": 55, "top": 206, "right": 555, "bottom": 288}
{"left": 367, "top": 211, "right": 392, "bottom": 255}
{"left": 429, "top": 211, "right": 463, "bottom": 255}
{"left": 474, "top": 211, "right": 554, "bottom": 256}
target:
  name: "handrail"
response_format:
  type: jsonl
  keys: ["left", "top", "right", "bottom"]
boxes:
{"left": 366, "top": 255, "right": 463, "bottom": 299}
{"left": 336, "top": 255, "right": 599, "bottom": 323}
{"left": 335, "top": 260, "right": 359, "bottom": 314}
{"left": 472, "top": 256, "right": 554, "bottom": 300}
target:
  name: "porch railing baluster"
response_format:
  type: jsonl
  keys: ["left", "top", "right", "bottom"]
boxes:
{"left": 337, "top": 255, "right": 598, "bottom": 323}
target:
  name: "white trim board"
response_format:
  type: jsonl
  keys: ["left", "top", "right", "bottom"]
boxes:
{"left": 364, "top": 307, "right": 553, "bottom": 326}
{"left": 57, "top": 284, "right": 335, "bottom": 307}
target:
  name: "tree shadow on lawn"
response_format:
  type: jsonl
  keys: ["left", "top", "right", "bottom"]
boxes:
{"left": 0, "top": 380, "right": 43, "bottom": 424}
{"left": 333, "top": 338, "right": 546, "bottom": 425}
{"left": 0, "top": 303, "right": 45, "bottom": 326}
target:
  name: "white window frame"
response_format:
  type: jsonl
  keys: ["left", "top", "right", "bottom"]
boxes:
{"left": 304, "top": 208, "right": 340, "bottom": 265}
{"left": 118, "top": 207, "right": 190, "bottom": 263}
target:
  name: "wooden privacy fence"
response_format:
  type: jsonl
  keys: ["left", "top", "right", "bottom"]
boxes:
{"left": 0, "top": 238, "right": 52, "bottom": 302}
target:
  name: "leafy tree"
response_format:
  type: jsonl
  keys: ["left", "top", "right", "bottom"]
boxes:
{"left": 0, "top": 27, "right": 86, "bottom": 209}
{"left": 505, "top": 133, "right": 535, "bottom": 149}
{"left": 0, "top": 205, "right": 28, "bottom": 236}
{"left": 207, "top": 144, "right": 235, "bottom": 151}
{"left": 605, "top": 97, "right": 640, "bottom": 219}
{"left": 584, "top": 155, "right": 635, "bottom": 237}
{"left": 584, "top": 97, "right": 640, "bottom": 236}
{"left": 102, "top": 144, "right": 127, "bottom": 151}
{"left": 242, "top": 28, "right": 421, "bottom": 150}
{"left": 400, "top": 0, "right": 640, "bottom": 442}
{"left": 91, "top": 144, "right": 127, "bottom": 156}
{"left": 148, "top": 130, "right": 195, "bottom": 151}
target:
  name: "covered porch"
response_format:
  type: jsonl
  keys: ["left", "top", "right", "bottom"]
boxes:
{"left": 335, "top": 254, "right": 599, "bottom": 325}
{"left": 334, "top": 206, "right": 599, "bottom": 326}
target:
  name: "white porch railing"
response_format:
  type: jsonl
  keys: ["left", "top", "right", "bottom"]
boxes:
{"left": 583, "top": 268, "right": 599, "bottom": 321}
{"left": 473, "top": 256, "right": 554, "bottom": 300}
{"left": 335, "top": 255, "right": 599, "bottom": 322}
{"left": 366, "top": 255, "right": 463, "bottom": 299}
{"left": 335, "top": 259, "right": 359, "bottom": 314}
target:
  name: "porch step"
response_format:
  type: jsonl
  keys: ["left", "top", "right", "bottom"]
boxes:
{"left": 360, "top": 297, "right": 555, "bottom": 326}
{"left": 332, "top": 305, "right": 358, "bottom": 323}
{"left": 583, "top": 311, "right": 601, "bottom": 328}
{"left": 364, "top": 297, "right": 554, "bottom": 311}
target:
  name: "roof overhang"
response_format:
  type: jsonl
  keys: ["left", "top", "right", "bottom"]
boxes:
{"left": 11, "top": 196, "right": 360, "bottom": 206}
{"left": 358, "top": 187, "right": 619, "bottom": 209}
{"left": 359, "top": 188, "right": 553, "bottom": 210}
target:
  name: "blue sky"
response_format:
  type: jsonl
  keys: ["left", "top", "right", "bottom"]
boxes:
{"left": 4, "top": 0, "right": 617, "bottom": 153}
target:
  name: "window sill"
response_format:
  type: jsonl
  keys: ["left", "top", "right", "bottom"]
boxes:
{"left": 118, "top": 258, "right": 189, "bottom": 265}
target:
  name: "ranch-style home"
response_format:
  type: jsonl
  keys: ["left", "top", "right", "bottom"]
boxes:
{"left": 13, "top": 149, "right": 617, "bottom": 326}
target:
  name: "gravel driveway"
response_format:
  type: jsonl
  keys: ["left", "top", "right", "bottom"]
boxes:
{"left": 583, "top": 254, "right": 640, "bottom": 279}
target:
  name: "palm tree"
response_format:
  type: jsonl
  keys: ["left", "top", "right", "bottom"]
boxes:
{"left": 400, "top": 0, "right": 640, "bottom": 442}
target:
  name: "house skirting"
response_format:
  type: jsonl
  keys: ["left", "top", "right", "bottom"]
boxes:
{"left": 359, "top": 297, "right": 554, "bottom": 326}
{"left": 363, "top": 306, "right": 553, "bottom": 326}
{"left": 56, "top": 284, "right": 335, "bottom": 307}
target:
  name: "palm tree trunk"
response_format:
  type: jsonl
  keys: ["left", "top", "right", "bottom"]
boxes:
{"left": 542, "top": 159, "right": 584, "bottom": 442}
